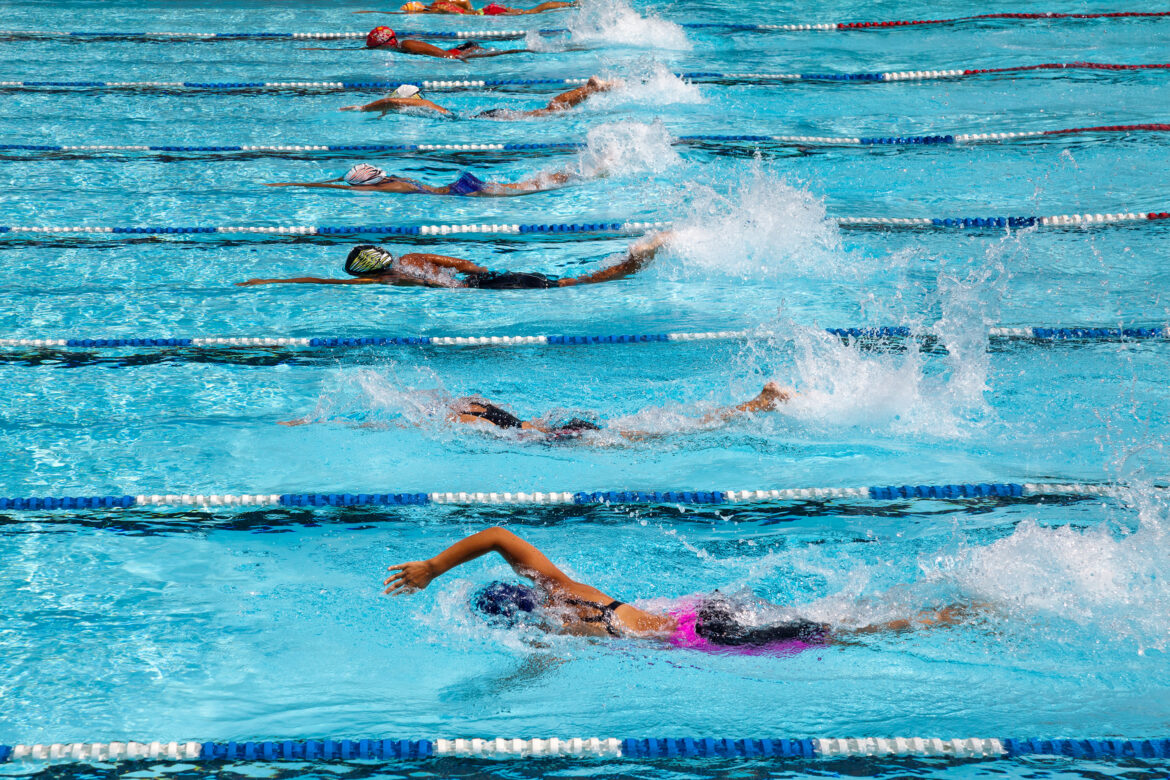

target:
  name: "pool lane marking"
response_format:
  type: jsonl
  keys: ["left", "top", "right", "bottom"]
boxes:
{"left": 2, "top": 326, "right": 1168, "bottom": 351}
{"left": 4, "top": 124, "right": 1170, "bottom": 155}
{"left": 3, "top": 64, "right": 1170, "bottom": 92}
{"left": 0, "top": 482, "right": 1149, "bottom": 510}
{"left": 2, "top": 738, "right": 1169, "bottom": 762}
{"left": 3, "top": 212, "right": 1170, "bottom": 236}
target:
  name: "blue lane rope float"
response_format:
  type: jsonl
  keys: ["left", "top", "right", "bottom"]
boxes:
{"left": 2, "top": 211, "right": 1169, "bottom": 237}
{"left": 2, "top": 737, "right": 1168, "bottom": 764}
{"left": 0, "top": 482, "right": 1143, "bottom": 510}
{"left": 2, "top": 12, "right": 1168, "bottom": 42}
{"left": 3, "top": 64, "right": 1169, "bottom": 92}
{"left": 2, "top": 325, "right": 1168, "bottom": 351}
{"left": 4, "top": 123, "right": 1169, "bottom": 156}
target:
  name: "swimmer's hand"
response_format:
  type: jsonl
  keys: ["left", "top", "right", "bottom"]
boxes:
{"left": 235, "top": 279, "right": 266, "bottom": 286}
{"left": 339, "top": 105, "right": 362, "bottom": 111}
{"left": 384, "top": 559, "right": 438, "bottom": 594}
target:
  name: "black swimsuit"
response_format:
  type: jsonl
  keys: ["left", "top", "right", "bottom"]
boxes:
{"left": 463, "top": 402, "right": 524, "bottom": 429}
{"left": 564, "top": 597, "right": 626, "bottom": 636}
{"left": 463, "top": 270, "right": 558, "bottom": 289}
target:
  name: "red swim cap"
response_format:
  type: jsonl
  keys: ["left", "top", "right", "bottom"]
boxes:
{"left": 366, "top": 26, "right": 398, "bottom": 48}
{"left": 482, "top": 3, "right": 509, "bottom": 14}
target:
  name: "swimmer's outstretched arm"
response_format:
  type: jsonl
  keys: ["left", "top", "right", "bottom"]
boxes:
{"left": 384, "top": 527, "right": 575, "bottom": 593}
{"left": 839, "top": 603, "right": 985, "bottom": 636}
{"left": 557, "top": 230, "right": 670, "bottom": 286}
{"left": 340, "top": 96, "right": 452, "bottom": 115}
{"left": 263, "top": 182, "right": 351, "bottom": 189}
{"left": 235, "top": 277, "right": 383, "bottom": 286}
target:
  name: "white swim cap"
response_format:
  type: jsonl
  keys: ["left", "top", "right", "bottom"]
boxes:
{"left": 343, "top": 163, "right": 390, "bottom": 186}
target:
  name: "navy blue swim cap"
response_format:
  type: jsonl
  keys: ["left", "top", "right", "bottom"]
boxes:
{"left": 471, "top": 581, "right": 540, "bottom": 624}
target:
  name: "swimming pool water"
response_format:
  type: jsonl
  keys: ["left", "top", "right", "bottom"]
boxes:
{"left": 1, "top": 0, "right": 1168, "bottom": 778}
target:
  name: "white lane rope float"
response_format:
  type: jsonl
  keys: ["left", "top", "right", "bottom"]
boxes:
{"left": 0, "top": 481, "right": 1150, "bottom": 511}
{"left": 4, "top": 123, "right": 1170, "bottom": 156}
{"left": 2, "top": 63, "right": 1170, "bottom": 93}
{"left": 2, "top": 210, "right": 1169, "bottom": 237}
{"left": 1, "top": 325, "right": 1167, "bottom": 351}
{"left": 1, "top": 736, "right": 1167, "bottom": 764}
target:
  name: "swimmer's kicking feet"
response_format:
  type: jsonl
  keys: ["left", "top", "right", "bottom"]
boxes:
{"left": 340, "top": 76, "right": 616, "bottom": 118}
{"left": 263, "top": 161, "right": 575, "bottom": 197}
{"left": 236, "top": 230, "right": 670, "bottom": 289}
{"left": 383, "top": 526, "right": 990, "bottom": 651}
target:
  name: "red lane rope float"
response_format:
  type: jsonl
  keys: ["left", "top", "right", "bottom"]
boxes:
{"left": 963, "top": 61, "right": 1170, "bottom": 75}
{"left": 837, "top": 11, "right": 1170, "bottom": 29}
{"left": 1041, "top": 122, "right": 1170, "bottom": 136}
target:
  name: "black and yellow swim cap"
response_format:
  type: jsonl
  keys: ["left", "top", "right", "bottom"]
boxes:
{"left": 344, "top": 245, "right": 396, "bottom": 276}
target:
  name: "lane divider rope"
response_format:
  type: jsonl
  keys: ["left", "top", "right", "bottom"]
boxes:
{"left": 4, "top": 123, "right": 1170, "bottom": 155}
{"left": 2, "top": 64, "right": 1168, "bottom": 92}
{"left": 0, "top": 221, "right": 668, "bottom": 236}
{"left": 2, "top": 12, "right": 1168, "bottom": 41}
{"left": 2, "top": 326, "right": 1168, "bottom": 351}
{"left": 2, "top": 737, "right": 1168, "bottom": 763}
{"left": 0, "top": 481, "right": 1145, "bottom": 510}
{"left": 3, "top": 211, "right": 1169, "bottom": 236}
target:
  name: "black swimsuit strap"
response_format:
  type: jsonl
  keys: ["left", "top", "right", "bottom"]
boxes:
{"left": 563, "top": 597, "right": 625, "bottom": 636}
{"left": 464, "top": 402, "right": 524, "bottom": 429}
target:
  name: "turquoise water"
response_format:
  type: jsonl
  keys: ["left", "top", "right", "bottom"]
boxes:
{"left": 1, "top": 0, "right": 1169, "bottom": 777}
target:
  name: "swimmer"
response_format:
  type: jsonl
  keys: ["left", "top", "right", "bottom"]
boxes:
{"left": 280, "top": 382, "right": 794, "bottom": 437}
{"left": 384, "top": 527, "right": 981, "bottom": 651}
{"left": 263, "top": 161, "right": 575, "bottom": 197}
{"left": 442, "top": 382, "right": 793, "bottom": 440}
{"left": 340, "top": 76, "right": 616, "bottom": 118}
{"left": 362, "top": 25, "right": 526, "bottom": 59}
{"left": 235, "top": 230, "right": 669, "bottom": 289}
{"left": 356, "top": 0, "right": 575, "bottom": 14}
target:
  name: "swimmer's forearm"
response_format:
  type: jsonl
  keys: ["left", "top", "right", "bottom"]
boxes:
{"left": 426, "top": 528, "right": 513, "bottom": 577}
{"left": 236, "top": 277, "right": 373, "bottom": 286}
{"left": 429, "top": 527, "right": 571, "bottom": 585}
{"left": 263, "top": 182, "right": 350, "bottom": 189}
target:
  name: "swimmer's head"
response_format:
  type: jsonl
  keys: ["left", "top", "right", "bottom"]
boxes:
{"left": 345, "top": 244, "right": 396, "bottom": 276}
{"left": 366, "top": 26, "right": 398, "bottom": 48}
{"left": 400, "top": 1, "right": 426, "bottom": 10}
{"left": 471, "top": 581, "right": 540, "bottom": 625}
{"left": 343, "top": 163, "right": 390, "bottom": 186}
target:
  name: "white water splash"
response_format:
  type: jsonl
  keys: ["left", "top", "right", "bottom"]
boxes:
{"left": 593, "top": 61, "right": 705, "bottom": 108}
{"left": 567, "top": 0, "right": 690, "bottom": 49}
{"left": 666, "top": 165, "right": 841, "bottom": 279}
{"left": 573, "top": 120, "right": 680, "bottom": 177}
